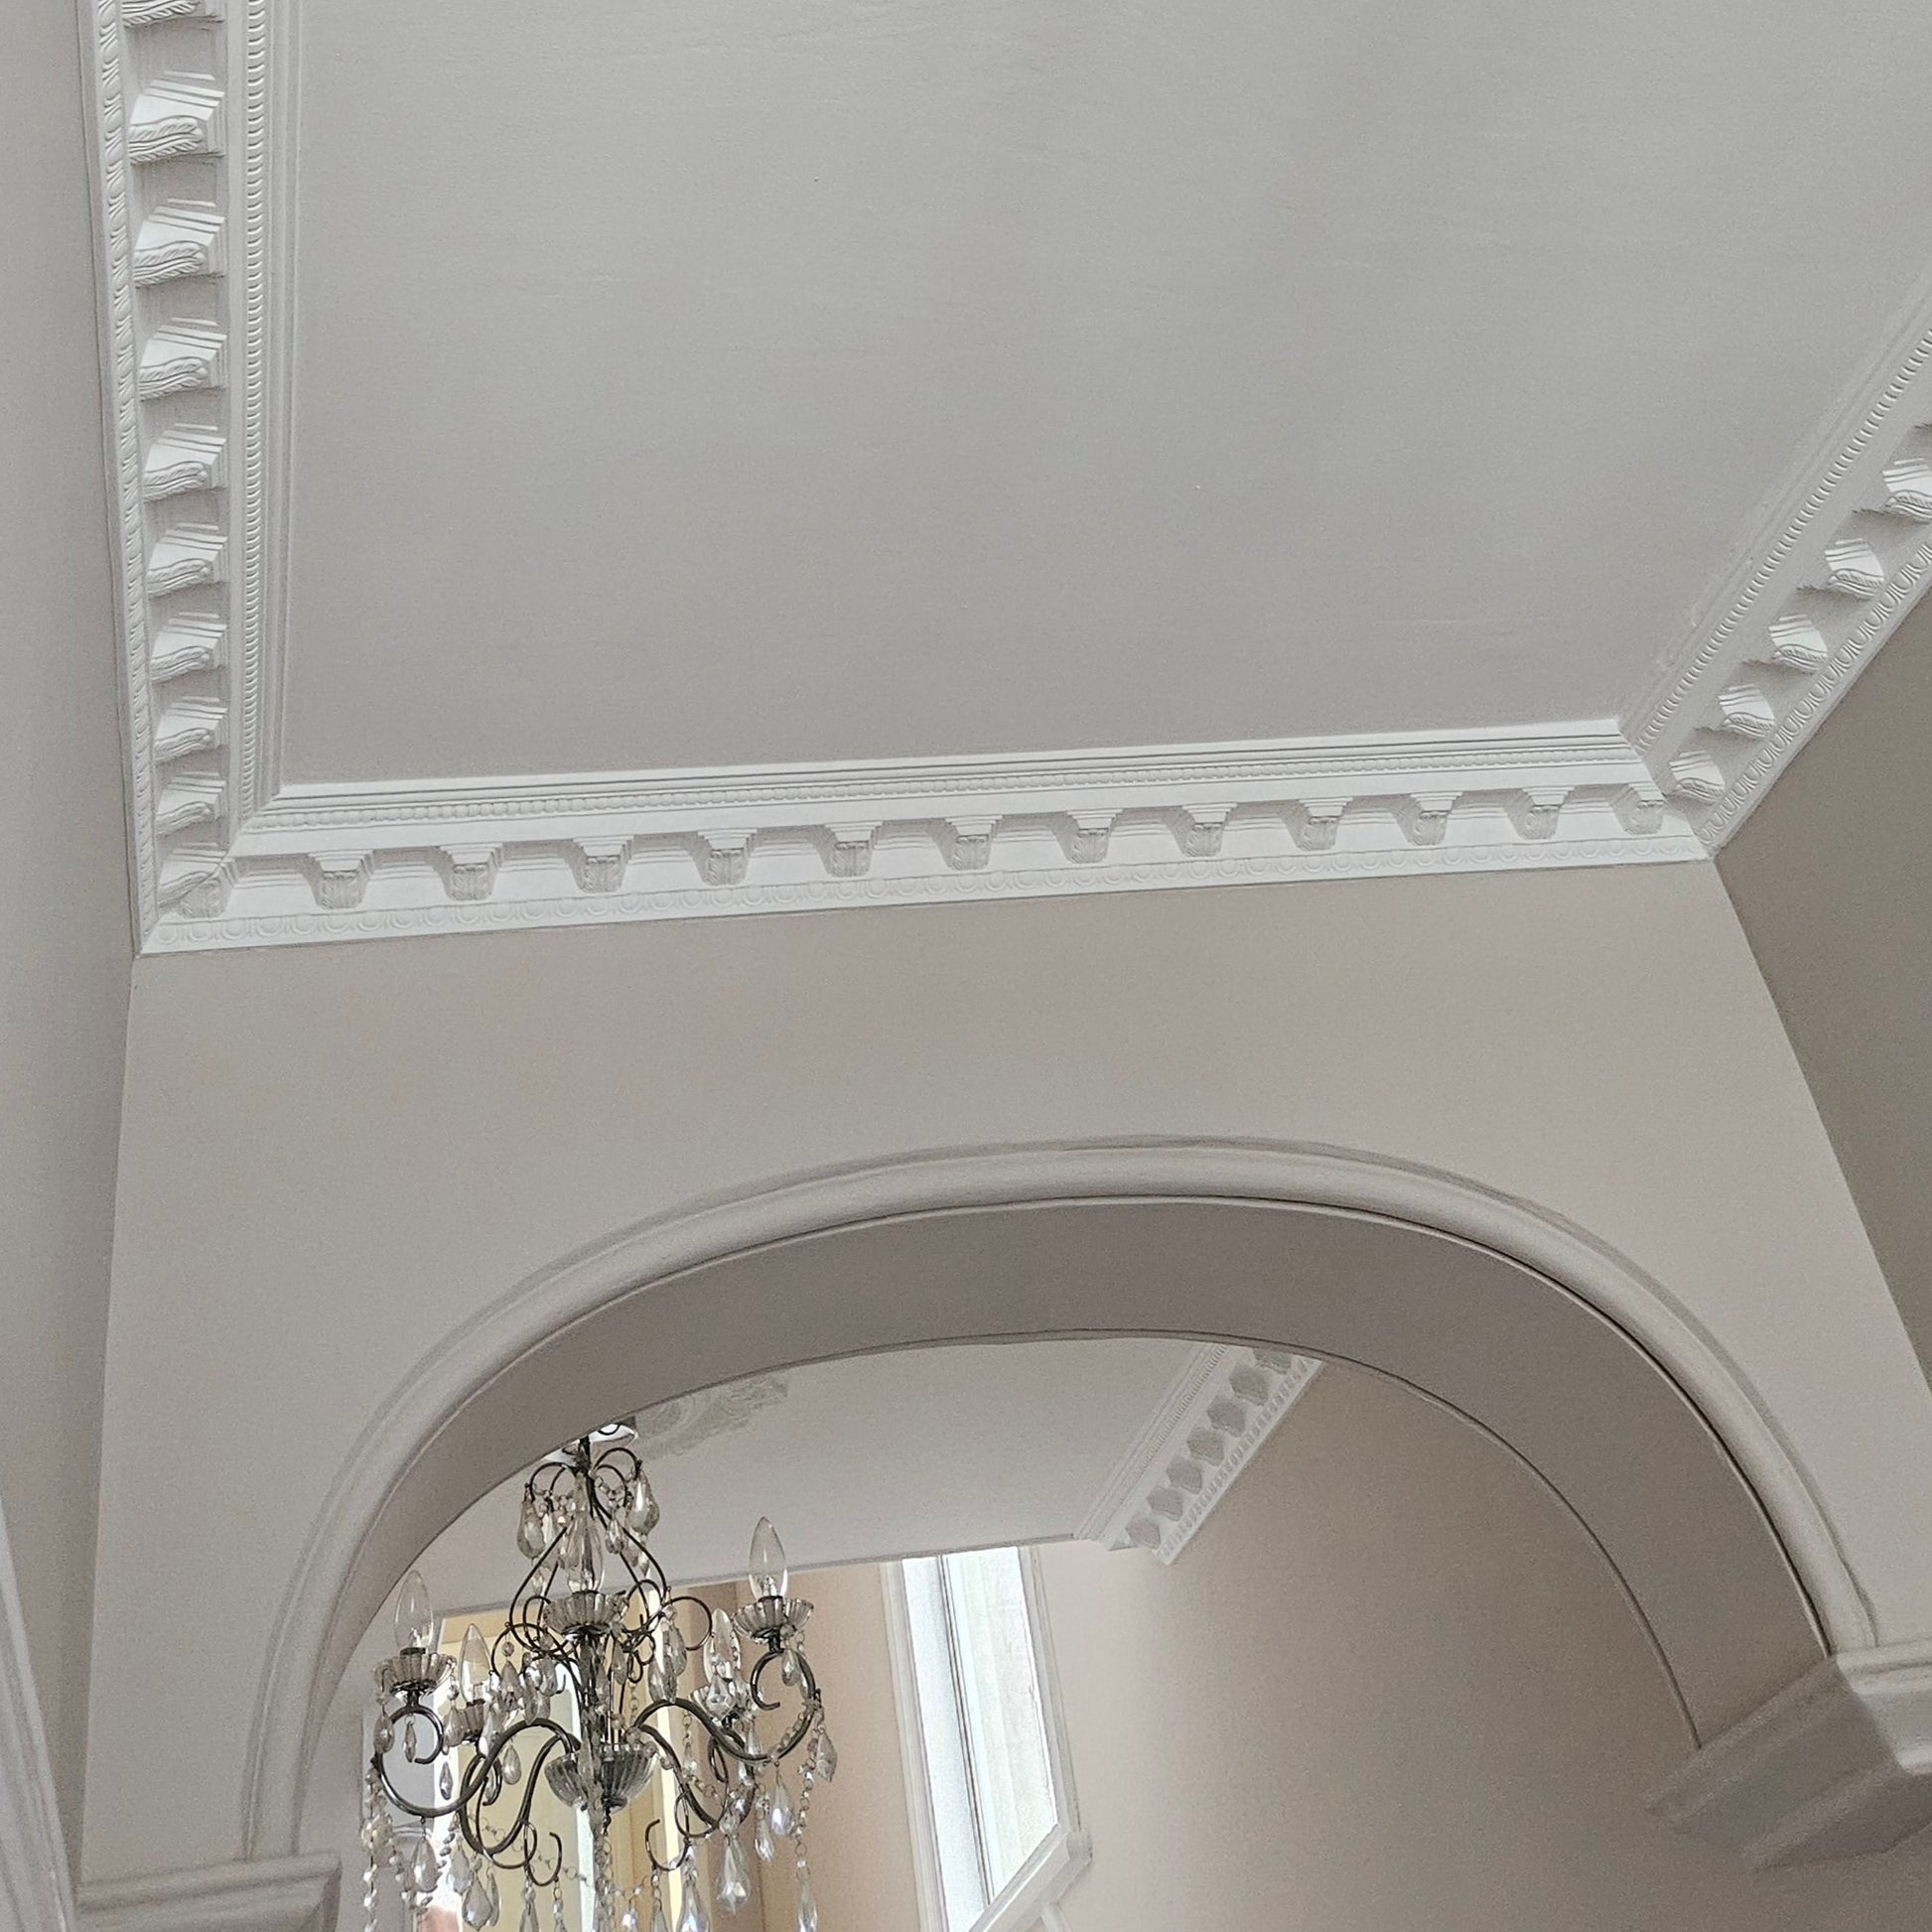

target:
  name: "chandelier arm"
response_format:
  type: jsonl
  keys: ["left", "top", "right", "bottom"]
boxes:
{"left": 638, "top": 1804, "right": 690, "bottom": 1877}
{"left": 463, "top": 1723, "right": 577, "bottom": 1869}
{"left": 372, "top": 1748, "right": 465, "bottom": 1825}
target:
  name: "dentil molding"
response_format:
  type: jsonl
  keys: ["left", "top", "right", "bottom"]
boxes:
{"left": 1079, "top": 1344, "right": 1320, "bottom": 1563}
{"left": 155, "top": 728, "right": 1702, "bottom": 951}
{"left": 79, "top": 0, "right": 1932, "bottom": 951}
{"left": 1629, "top": 285, "right": 1932, "bottom": 847}
{"left": 1647, "top": 1641, "right": 1932, "bottom": 1866}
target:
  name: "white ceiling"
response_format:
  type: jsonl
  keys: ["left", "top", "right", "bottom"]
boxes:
{"left": 93, "top": 0, "right": 1932, "bottom": 945}
{"left": 405, "top": 1339, "right": 1196, "bottom": 1617}
{"left": 281, "top": 0, "right": 1932, "bottom": 779}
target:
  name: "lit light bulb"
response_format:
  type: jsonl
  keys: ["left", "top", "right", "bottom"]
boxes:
{"left": 748, "top": 1519, "right": 787, "bottom": 1601}
{"left": 460, "top": 1623, "right": 492, "bottom": 1705}
{"left": 395, "top": 1570, "right": 436, "bottom": 1654}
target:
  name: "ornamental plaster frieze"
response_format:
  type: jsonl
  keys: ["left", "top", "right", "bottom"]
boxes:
{"left": 1629, "top": 298, "right": 1932, "bottom": 846}
{"left": 86, "top": 0, "right": 274, "bottom": 940}
{"left": 1079, "top": 1345, "right": 1321, "bottom": 1565}
{"left": 152, "top": 782, "right": 1698, "bottom": 951}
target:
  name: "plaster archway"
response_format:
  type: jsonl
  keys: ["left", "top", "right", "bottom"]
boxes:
{"left": 245, "top": 1139, "right": 1863, "bottom": 1863}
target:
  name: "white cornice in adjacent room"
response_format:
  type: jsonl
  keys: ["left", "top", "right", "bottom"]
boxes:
{"left": 1079, "top": 1345, "right": 1321, "bottom": 1565}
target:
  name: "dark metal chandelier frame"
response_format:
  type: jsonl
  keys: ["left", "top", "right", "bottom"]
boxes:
{"left": 362, "top": 1422, "right": 832, "bottom": 1932}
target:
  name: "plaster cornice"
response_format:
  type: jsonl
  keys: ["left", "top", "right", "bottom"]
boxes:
{"left": 1627, "top": 281, "right": 1932, "bottom": 846}
{"left": 80, "top": 0, "right": 1932, "bottom": 951}
{"left": 1079, "top": 1344, "right": 1320, "bottom": 1563}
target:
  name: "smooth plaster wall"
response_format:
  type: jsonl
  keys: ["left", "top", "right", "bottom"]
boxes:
{"left": 1720, "top": 597, "right": 1932, "bottom": 1377}
{"left": 800, "top": 1367, "right": 1932, "bottom": 1932}
{"left": 87, "top": 864, "right": 1932, "bottom": 1880}
{"left": 1, "top": 0, "right": 133, "bottom": 1855}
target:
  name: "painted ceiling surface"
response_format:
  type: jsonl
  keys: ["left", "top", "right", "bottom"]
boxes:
{"left": 95, "top": 0, "right": 1932, "bottom": 945}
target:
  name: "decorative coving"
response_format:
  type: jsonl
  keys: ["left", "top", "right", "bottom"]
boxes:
{"left": 85, "top": 0, "right": 272, "bottom": 943}
{"left": 78, "top": 0, "right": 1932, "bottom": 951}
{"left": 1629, "top": 299, "right": 1932, "bottom": 847}
{"left": 146, "top": 730, "right": 1703, "bottom": 951}
{"left": 1079, "top": 1345, "right": 1320, "bottom": 1564}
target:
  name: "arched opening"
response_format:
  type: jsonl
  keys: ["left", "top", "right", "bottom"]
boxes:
{"left": 245, "top": 1141, "right": 1859, "bottom": 1862}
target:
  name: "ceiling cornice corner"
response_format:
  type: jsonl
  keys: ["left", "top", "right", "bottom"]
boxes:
{"left": 1625, "top": 292, "right": 1932, "bottom": 850}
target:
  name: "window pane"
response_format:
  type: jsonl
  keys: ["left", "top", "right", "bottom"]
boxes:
{"left": 939, "top": 1548, "right": 1056, "bottom": 1897}
{"left": 901, "top": 1556, "right": 989, "bottom": 1932}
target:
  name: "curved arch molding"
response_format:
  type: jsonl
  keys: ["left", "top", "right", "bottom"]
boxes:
{"left": 228, "top": 1142, "right": 1932, "bottom": 1884}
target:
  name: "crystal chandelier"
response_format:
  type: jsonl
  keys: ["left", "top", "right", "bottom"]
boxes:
{"left": 361, "top": 1421, "right": 833, "bottom": 1932}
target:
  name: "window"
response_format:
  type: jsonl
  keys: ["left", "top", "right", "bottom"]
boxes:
{"left": 884, "top": 1548, "right": 1087, "bottom": 1932}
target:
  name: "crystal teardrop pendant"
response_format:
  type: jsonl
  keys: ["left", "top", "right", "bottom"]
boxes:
{"left": 396, "top": 1571, "right": 436, "bottom": 1654}
{"left": 795, "top": 1868, "right": 818, "bottom": 1932}
{"left": 439, "top": 1759, "right": 456, "bottom": 1802}
{"left": 463, "top": 1874, "right": 492, "bottom": 1929}
{"left": 405, "top": 1835, "right": 440, "bottom": 1898}
{"left": 748, "top": 1520, "right": 787, "bottom": 1601}
{"left": 520, "top": 1888, "right": 540, "bottom": 1932}
{"left": 649, "top": 1897, "right": 670, "bottom": 1932}
{"left": 716, "top": 1836, "right": 751, "bottom": 1914}
{"left": 449, "top": 1842, "right": 474, "bottom": 1896}
{"left": 522, "top": 1659, "right": 553, "bottom": 1720}
{"left": 766, "top": 1773, "right": 795, "bottom": 1841}
{"left": 485, "top": 1868, "right": 501, "bottom": 1926}
{"left": 815, "top": 1730, "right": 837, "bottom": 1784}
{"left": 517, "top": 1499, "right": 548, "bottom": 1561}
{"left": 621, "top": 1903, "right": 640, "bottom": 1932}
{"left": 499, "top": 1742, "right": 521, "bottom": 1784}
{"left": 676, "top": 1868, "right": 708, "bottom": 1932}
{"left": 754, "top": 1808, "right": 775, "bottom": 1864}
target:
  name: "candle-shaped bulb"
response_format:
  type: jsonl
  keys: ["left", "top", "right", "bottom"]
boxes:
{"left": 459, "top": 1622, "right": 491, "bottom": 1704}
{"left": 395, "top": 1569, "right": 436, "bottom": 1654}
{"left": 748, "top": 1518, "right": 787, "bottom": 1601}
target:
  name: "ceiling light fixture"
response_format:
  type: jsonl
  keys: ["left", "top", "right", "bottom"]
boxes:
{"left": 361, "top": 1421, "right": 833, "bottom": 1932}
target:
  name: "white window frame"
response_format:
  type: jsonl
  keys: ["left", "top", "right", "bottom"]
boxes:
{"left": 881, "top": 1547, "right": 1089, "bottom": 1932}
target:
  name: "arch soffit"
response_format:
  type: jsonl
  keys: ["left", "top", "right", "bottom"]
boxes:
{"left": 244, "top": 1139, "right": 1866, "bottom": 1859}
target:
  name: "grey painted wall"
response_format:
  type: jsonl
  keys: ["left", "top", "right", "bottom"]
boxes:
{"left": 1721, "top": 598, "right": 1932, "bottom": 1381}
{"left": 0, "top": 0, "right": 134, "bottom": 1857}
